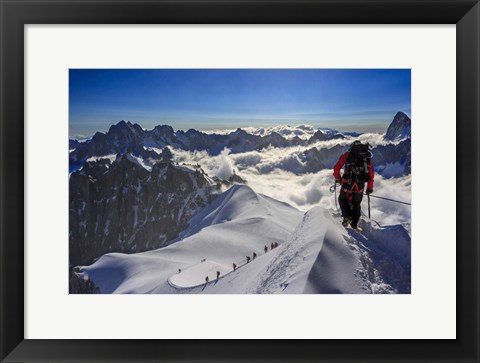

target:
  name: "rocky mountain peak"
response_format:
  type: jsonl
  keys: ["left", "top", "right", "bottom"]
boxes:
{"left": 385, "top": 112, "right": 411, "bottom": 141}
{"left": 308, "top": 129, "right": 344, "bottom": 144}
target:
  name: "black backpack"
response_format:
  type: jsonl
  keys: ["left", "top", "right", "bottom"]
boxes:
{"left": 345, "top": 142, "right": 372, "bottom": 183}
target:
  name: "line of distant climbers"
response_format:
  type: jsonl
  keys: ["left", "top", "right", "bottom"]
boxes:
{"left": 176, "top": 242, "right": 280, "bottom": 285}
{"left": 236, "top": 242, "right": 279, "bottom": 270}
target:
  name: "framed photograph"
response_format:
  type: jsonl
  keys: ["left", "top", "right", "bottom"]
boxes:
{"left": 1, "top": 0, "right": 478, "bottom": 362}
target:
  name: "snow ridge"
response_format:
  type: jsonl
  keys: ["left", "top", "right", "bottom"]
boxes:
{"left": 76, "top": 185, "right": 410, "bottom": 294}
{"left": 252, "top": 208, "right": 328, "bottom": 293}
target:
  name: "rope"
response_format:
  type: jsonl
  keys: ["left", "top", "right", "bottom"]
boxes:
{"left": 329, "top": 182, "right": 409, "bottom": 226}
{"left": 356, "top": 191, "right": 411, "bottom": 206}
{"left": 329, "top": 184, "right": 411, "bottom": 206}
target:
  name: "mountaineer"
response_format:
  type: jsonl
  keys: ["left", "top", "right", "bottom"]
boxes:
{"left": 333, "top": 141, "right": 374, "bottom": 229}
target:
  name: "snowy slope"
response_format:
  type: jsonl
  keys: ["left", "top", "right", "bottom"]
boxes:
{"left": 77, "top": 184, "right": 304, "bottom": 293}
{"left": 195, "top": 207, "right": 410, "bottom": 294}
{"left": 77, "top": 185, "right": 410, "bottom": 294}
{"left": 169, "top": 261, "right": 231, "bottom": 288}
{"left": 252, "top": 207, "right": 411, "bottom": 294}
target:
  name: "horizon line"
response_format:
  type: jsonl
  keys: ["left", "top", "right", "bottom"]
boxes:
{"left": 68, "top": 119, "right": 405, "bottom": 140}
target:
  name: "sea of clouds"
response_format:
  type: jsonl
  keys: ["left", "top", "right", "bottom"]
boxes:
{"left": 171, "top": 132, "right": 411, "bottom": 227}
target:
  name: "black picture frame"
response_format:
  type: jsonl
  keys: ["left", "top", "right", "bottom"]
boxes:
{"left": 1, "top": 0, "right": 479, "bottom": 362}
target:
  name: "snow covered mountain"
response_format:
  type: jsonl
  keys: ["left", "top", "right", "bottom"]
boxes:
{"left": 73, "top": 185, "right": 410, "bottom": 294}
{"left": 70, "top": 112, "right": 411, "bottom": 178}
{"left": 69, "top": 121, "right": 348, "bottom": 168}
{"left": 371, "top": 139, "right": 411, "bottom": 177}
{"left": 69, "top": 153, "right": 241, "bottom": 267}
{"left": 69, "top": 112, "right": 411, "bottom": 293}
{"left": 213, "top": 125, "right": 346, "bottom": 141}
{"left": 385, "top": 112, "right": 411, "bottom": 141}
{"left": 298, "top": 113, "right": 412, "bottom": 177}
{"left": 302, "top": 139, "right": 411, "bottom": 178}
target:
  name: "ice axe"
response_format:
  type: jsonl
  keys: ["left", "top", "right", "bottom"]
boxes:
{"left": 329, "top": 181, "right": 339, "bottom": 211}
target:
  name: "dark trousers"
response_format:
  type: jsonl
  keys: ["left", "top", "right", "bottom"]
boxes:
{"left": 339, "top": 182, "right": 365, "bottom": 227}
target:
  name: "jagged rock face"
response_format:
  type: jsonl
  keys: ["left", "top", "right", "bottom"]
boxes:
{"left": 69, "top": 139, "right": 81, "bottom": 150}
{"left": 176, "top": 128, "right": 222, "bottom": 152}
{"left": 259, "top": 132, "right": 289, "bottom": 149}
{"left": 308, "top": 130, "right": 344, "bottom": 144}
{"left": 228, "top": 173, "right": 247, "bottom": 184}
{"left": 385, "top": 112, "right": 411, "bottom": 141}
{"left": 69, "top": 155, "right": 219, "bottom": 266}
{"left": 70, "top": 121, "right": 159, "bottom": 167}
{"left": 144, "top": 125, "right": 182, "bottom": 149}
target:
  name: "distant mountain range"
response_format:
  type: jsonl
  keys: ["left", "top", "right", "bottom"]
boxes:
{"left": 69, "top": 121, "right": 347, "bottom": 168}
{"left": 69, "top": 112, "right": 411, "bottom": 267}
{"left": 70, "top": 112, "right": 411, "bottom": 175}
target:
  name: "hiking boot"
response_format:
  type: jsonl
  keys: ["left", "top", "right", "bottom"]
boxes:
{"left": 342, "top": 216, "right": 352, "bottom": 227}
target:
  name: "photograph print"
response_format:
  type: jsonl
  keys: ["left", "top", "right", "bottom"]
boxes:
{"left": 69, "top": 69, "right": 411, "bottom": 294}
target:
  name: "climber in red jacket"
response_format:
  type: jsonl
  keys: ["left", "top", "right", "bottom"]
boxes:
{"left": 333, "top": 141, "right": 374, "bottom": 229}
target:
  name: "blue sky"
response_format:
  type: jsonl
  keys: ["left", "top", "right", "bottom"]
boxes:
{"left": 69, "top": 69, "right": 410, "bottom": 137}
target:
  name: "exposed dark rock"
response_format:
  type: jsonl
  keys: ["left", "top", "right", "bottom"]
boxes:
{"left": 69, "top": 154, "right": 222, "bottom": 266}
{"left": 69, "top": 271, "right": 100, "bottom": 294}
{"left": 385, "top": 112, "right": 411, "bottom": 141}
{"left": 69, "top": 139, "right": 81, "bottom": 150}
{"left": 307, "top": 130, "right": 344, "bottom": 144}
{"left": 228, "top": 172, "right": 247, "bottom": 184}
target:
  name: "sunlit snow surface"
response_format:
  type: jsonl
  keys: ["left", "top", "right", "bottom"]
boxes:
{"left": 78, "top": 185, "right": 410, "bottom": 294}
{"left": 168, "top": 261, "right": 231, "bottom": 288}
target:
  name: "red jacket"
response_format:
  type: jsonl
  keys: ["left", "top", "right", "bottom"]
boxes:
{"left": 333, "top": 151, "right": 374, "bottom": 190}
